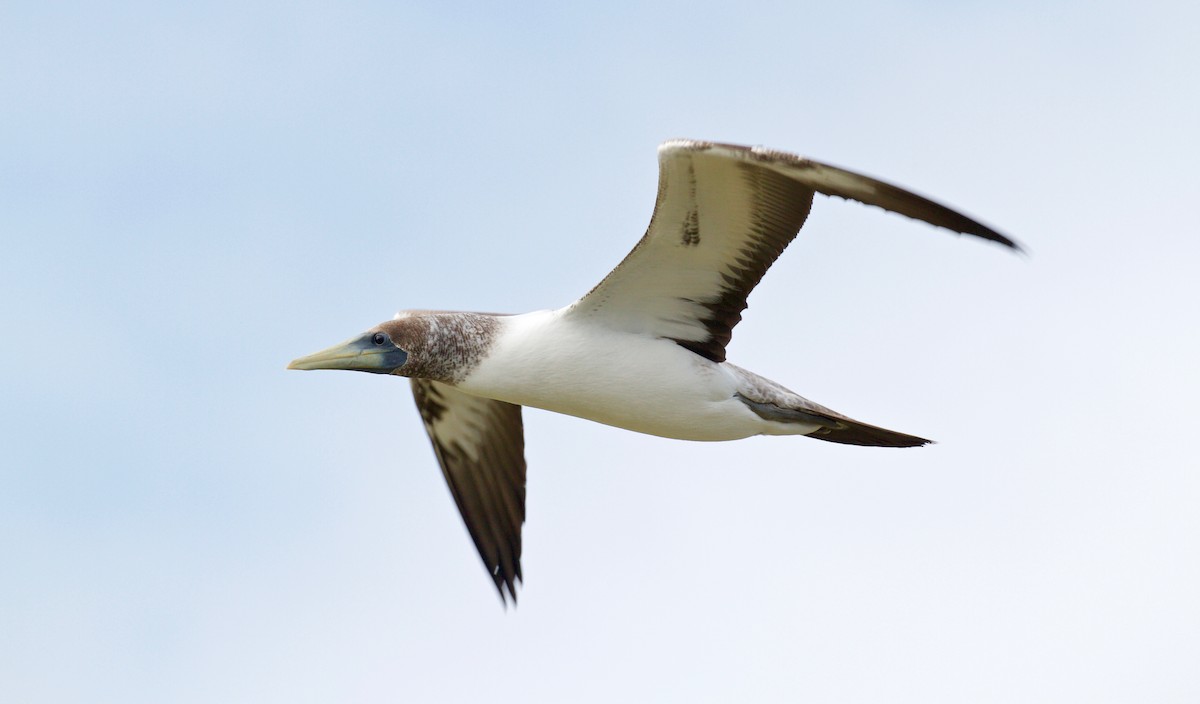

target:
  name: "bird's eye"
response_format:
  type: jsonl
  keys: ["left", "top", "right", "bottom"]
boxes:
{"left": 372, "top": 333, "right": 386, "bottom": 345}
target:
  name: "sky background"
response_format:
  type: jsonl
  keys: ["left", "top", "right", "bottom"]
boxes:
{"left": 2, "top": 1, "right": 1198, "bottom": 702}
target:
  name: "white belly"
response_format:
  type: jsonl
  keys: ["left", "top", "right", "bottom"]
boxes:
{"left": 457, "top": 310, "right": 774, "bottom": 441}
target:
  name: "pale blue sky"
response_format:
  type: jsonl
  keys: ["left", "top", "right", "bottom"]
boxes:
{"left": 2, "top": 1, "right": 1198, "bottom": 702}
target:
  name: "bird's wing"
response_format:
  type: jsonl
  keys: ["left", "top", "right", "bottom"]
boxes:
{"left": 410, "top": 378, "right": 526, "bottom": 604}
{"left": 564, "top": 139, "right": 1017, "bottom": 362}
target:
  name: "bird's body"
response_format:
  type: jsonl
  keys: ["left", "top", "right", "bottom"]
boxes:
{"left": 289, "top": 139, "right": 1019, "bottom": 602}
{"left": 457, "top": 309, "right": 815, "bottom": 442}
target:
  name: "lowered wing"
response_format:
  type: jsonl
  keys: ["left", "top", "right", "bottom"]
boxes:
{"left": 410, "top": 379, "right": 526, "bottom": 604}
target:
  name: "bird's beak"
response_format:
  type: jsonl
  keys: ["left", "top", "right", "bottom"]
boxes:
{"left": 287, "top": 333, "right": 408, "bottom": 374}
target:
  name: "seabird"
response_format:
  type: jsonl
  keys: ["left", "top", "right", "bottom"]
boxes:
{"left": 289, "top": 139, "right": 1019, "bottom": 603}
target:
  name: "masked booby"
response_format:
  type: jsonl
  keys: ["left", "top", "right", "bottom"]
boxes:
{"left": 289, "top": 139, "right": 1019, "bottom": 604}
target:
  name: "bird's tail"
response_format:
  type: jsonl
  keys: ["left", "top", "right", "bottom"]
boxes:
{"left": 804, "top": 416, "right": 931, "bottom": 448}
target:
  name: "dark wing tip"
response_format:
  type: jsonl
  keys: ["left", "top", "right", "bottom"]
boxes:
{"left": 946, "top": 216, "right": 1025, "bottom": 254}
{"left": 491, "top": 566, "right": 522, "bottom": 607}
{"left": 816, "top": 168, "right": 1024, "bottom": 253}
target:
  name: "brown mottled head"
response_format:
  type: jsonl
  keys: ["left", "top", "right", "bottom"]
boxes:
{"left": 288, "top": 310, "right": 501, "bottom": 384}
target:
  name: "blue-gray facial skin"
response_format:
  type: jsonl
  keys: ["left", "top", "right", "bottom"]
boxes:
{"left": 287, "top": 331, "right": 409, "bottom": 374}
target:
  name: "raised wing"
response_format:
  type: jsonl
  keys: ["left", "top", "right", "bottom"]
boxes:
{"left": 410, "top": 379, "right": 526, "bottom": 604}
{"left": 565, "top": 140, "right": 1017, "bottom": 363}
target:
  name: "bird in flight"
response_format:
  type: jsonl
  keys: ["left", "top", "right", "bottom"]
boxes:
{"left": 289, "top": 139, "right": 1019, "bottom": 604}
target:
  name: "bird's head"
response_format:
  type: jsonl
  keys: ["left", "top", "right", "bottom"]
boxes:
{"left": 288, "top": 311, "right": 497, "bottom": 382}
{"left": 287, "top": 319, "right": 413, "bottom": 376}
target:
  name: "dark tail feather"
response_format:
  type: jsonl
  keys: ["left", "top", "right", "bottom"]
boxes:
{"left": 735, "top": 391, "right": 931, "bottom": 448}
{"left": 806, "top": 418, "right": 931, "bottom": 448}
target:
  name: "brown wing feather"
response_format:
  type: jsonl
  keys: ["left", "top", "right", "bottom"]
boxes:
{"left": 410, "top": 379, "right": 526, "bottom": 604}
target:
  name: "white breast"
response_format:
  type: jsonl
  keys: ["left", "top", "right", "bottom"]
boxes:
{"left": 457, "top": 309, "right": 769, "bottom": 441}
